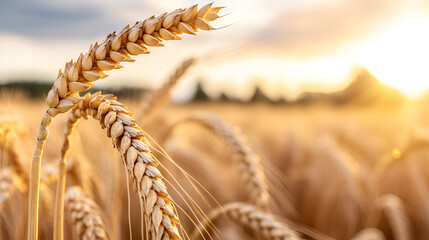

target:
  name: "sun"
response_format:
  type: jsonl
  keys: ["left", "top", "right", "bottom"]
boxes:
{"left": 351, "top": 16, "right": 429, "bottom": 98}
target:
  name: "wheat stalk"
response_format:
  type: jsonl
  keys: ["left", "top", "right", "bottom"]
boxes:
{"left": 53, "top": 107, "right": 82, "bottom": 240}
{"left": 191, "top": 202, "right": 300, "bottom": 240}
{"left": 139, "top": 58, "right": 195, "bottom": 118}
{"left": 369, "top": 194, "right": 412, "bottom": 240}
{"left": 298, "top": 137, "right": 368, "bottom": 239}
{"left": 54, "top": 93, "right": 117, "bottom": 240}
{"left": 56, "top": 92, "right": 182, "bottom": 239}
{"left": 27, "top": 3, "right": 224, "bottom": 239}
{"left": 350, "top": 228, "right": 386, "bottom": 240}
{"left": 65, "top": 186, "right": 110, "bottom": 240}
{"left": 164, "top": 114, "right": 270, "bottom": 209}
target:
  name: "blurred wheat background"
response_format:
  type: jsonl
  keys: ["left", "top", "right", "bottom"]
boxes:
{"left": 1, "top": 0, "right": 429, "bottom": 240}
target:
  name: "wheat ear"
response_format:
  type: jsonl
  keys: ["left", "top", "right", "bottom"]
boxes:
{"left": 0, "top": 117, "right": 28, "bottom": 211}
{"left": 350, "top": 228, "right": 386, "bottom": 240}
{"left": 0, "top": 115, "right": 27, "bottom": 176}
{"left": 139, "top": 58, "right": 195, "bottom": 118}
{"left": 0, "top": 164, "right": 62, "bottom": 216}
{"left": 299, "top": 137, "right": 367, "bottom": 239}
{"left": 62, "top": 92, "right": 182, "bottom": 239}
{"left": 164, "top": 114, "right": 270, "bottom": 209}
{"left": 369, "top": 194, "right": 412, "bottom": 240}
{"left": 191, "top": 202, "right": 300, "bottom": 240}
{"left": 0, "top": 167, "right": 26, "bottom": 210}
{"left": 28, "top": 3, "right": 224, "bottom": 239}
{"left": 65, "top": 186, "right": 110, "bottom": 239}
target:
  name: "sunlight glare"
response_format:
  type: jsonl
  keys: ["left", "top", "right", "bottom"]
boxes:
{"left": 352, "top": 16, "right": 429, "bottom": 97}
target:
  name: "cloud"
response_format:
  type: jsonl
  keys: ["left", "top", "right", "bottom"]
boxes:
{"left": 245, "top": 0, "right": 405, "bottom": 57}
{"left": 0, "top": 0, "right": 153, "bottom": 39}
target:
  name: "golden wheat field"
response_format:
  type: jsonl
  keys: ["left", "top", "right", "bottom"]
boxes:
{"left": 1, "top": 1, "right": 429, "bottom": 240}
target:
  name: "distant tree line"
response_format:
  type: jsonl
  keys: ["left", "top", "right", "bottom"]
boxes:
{"left": 0, "top": 81, "right": 147, "bottom": 99}
{"left": 0, "top": 69, "right": 404, "bottom": 107}
{"left": 193, "top": 68, "right": 404, "bottom": 107}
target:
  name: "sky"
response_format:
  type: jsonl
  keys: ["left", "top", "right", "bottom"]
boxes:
{"left": 1, "top": 0, "right": 429, "bottom": 101}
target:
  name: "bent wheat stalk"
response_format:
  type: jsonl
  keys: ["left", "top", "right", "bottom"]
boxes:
{"left": 163, "top": 114, "right": 270, "bottom": 209}
{"left": 139, "top": 58, "right": 195, "bottom": 118}
{"left": 53, "top": 108, "right": 83, "bottom": 240}
{"left": 58, "top": 92, "right": 182, "bottom": 239}
{"left": 54, "top": 93, "right": 116, "bottom": 240}
{"left": 27, "top": 3, "right": 224, "bottom": 239}
{"left": 300, "top": 137, "right": 367, "bottom": 239}
{"left": 369, "top": 194, "right": 412, "bottom": 240}
{"left": 65, "top": 186, "right": 110, "bottom": 240}
{"left": 191, "top": 202, "right": 300, "bottom": 240}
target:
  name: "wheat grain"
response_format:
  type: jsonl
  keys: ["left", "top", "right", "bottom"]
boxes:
{"left": 27, "top": 4, "right": 224, "bottom": 239}
{"left": 191, "top": 202, "right": 300, "bottom": 240}
{"left": 139, "top": 58, "right": 195, "bottom": 118}
{"left": 65, "top": 186, "right": 110, "bottom": 240}
{"left": 164, "top": 114, "right": 270, "bottom": 209}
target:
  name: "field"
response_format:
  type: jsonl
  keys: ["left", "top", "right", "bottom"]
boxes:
{"left": 2, "top": 91, "right": 429, "bottom": 239}
{"left": 1, "top": 3, "right": 429, "bottom": 240}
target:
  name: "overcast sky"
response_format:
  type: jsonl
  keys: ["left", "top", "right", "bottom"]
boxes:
{"left": 1, "top": 0, "right": 429, "bottom": 100}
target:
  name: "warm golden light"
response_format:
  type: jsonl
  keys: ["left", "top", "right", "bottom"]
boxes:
{"left": 392, "top": 148, "right": 402, "bottom": 159}
{"left": 353, "top": 16, "right": 429, "bottom": 97}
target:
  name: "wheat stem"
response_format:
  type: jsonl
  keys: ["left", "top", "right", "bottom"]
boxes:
{"left": 53, "top": 112, "right": 81, "bottom": 240}
{"left": 28, "top": 110, "right": 54, "bottom": 240}
{"left": 139, "top": 58, "right": 195, "bottom": 118}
